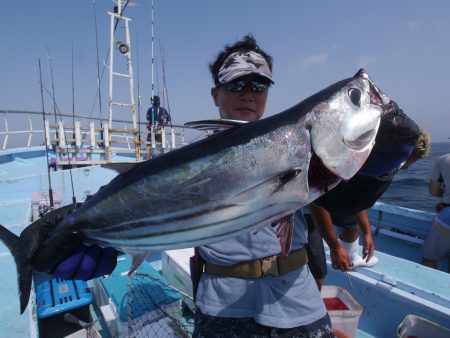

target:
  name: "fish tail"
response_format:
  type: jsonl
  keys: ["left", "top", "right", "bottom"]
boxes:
{"left": 0, "top": 224, "right": 33, "bottom": 314}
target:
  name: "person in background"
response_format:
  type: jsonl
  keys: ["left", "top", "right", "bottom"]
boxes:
{"left": 306, "top": 118, "right": 430, "bottom": 289}
{"left": 422, "top": 151, "right": 450, "bottom": 269}
{"left": 146, "top": 95, "right": 171, "bottom": 159}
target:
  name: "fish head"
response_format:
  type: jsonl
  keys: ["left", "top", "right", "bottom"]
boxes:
{"left": 309, "top": 69, "right": 389, "bottom": 180}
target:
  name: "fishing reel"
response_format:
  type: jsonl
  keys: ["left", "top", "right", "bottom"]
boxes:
{"left": 38, "top": 203, "right": 49, "bottom": 217}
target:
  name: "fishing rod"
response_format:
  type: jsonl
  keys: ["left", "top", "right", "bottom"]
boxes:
{"left": 45, "top": 45, "right": 58, "bottom": 139}
{"left": 149, "top": 0, "right": 156, "bottom": 131}
{"left": 151, "top": 0, "right": 155, "bottom": 101}
{"left": 136, "top": 29, "right": 142, "bottom": 143}
{"left": 43, "top": 46, "right": 77, "bottom": 207}
{"left": 40, "top": 82, "right": 77, "bottom": 207}
{"left": 38, "top": 59, "right": 54, "bottom": 209}
{"left": 159, "top": 43, "right": 173, "bottom": 128}
{"left": 92, "top": 0, "right": 104, "bottom": 137}
{"left": 69, "top": 40, "right": 78, "bottom": 207}
{"left": 71, "top": 37, "right": 76, "bottom": 141}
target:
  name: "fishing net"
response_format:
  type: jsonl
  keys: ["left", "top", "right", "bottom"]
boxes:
{"left": 127, "top": 272, "right": 194, "bottom": 338}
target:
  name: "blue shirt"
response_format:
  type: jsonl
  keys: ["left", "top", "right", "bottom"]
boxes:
{"left": 146, "top": 104, "right": 170, "bottom": 127}
{"left": 196, "top": 210, "right": 326, "bottom": 328}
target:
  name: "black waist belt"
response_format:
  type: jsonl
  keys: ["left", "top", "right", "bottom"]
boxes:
{"left": 204, "top": 247, "right": 308, "bottom": 279}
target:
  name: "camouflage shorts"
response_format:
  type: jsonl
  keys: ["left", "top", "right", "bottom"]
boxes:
{"left": 192, "top": 310, "right": 335, "bottom": 338}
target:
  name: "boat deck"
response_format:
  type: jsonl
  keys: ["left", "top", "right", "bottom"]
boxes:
{"left": 0, "top": 254, "right": 34, "bottom": 337}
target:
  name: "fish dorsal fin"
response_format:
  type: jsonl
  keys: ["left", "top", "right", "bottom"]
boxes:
{"left": 184, "top": 119, "right": 248, "bottom": 133}
{"left": 102, "top": 162, "right": 139, "bottom": 174}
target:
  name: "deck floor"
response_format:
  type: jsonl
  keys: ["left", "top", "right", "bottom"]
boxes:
{"left": 0, "top": 254, "right": 33, "bottom": 338}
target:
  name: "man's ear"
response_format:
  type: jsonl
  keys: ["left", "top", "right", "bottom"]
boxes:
{"left": 211, "top": 87, "right": 219, "bottom": 107}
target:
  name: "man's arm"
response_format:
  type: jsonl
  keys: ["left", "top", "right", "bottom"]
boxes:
{"left": 429, "top": 179, "right": 443, "bottom": 197}
{"left": 309, "top": 204, "right": 351, "bottom": 271}
{"left": 355, "top": 210, "right": 375, "bottom": 262}
{"left": 163, "top": 108, "right": 171, "bottom": 123}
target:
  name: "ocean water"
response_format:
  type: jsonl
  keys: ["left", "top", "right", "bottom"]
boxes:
{"left": 379, "top": 142, "right": 450, "bottom": 213}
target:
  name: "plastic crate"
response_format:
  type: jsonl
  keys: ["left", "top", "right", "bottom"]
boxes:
{"left": 33, "top": 272, "right": 93, "bottom": 318}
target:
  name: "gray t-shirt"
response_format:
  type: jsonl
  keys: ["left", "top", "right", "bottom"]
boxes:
{"left": 430, "top": 154, "right": 450, "bottom": 204}
{"left": 196, "top": 210, "right": 326, "bottom": 328}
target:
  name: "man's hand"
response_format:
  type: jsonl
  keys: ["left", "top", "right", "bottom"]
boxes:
{"left": 30, "top": 204, "right": 118, "bottom": 280}
{"left": 362, "top": 232, "right": 375, "bottom": 262}
{"left": 330, "top": 243, "right": 351, "bottom": 271}
{"left": 310, "top": 204, "right": 352, "bottom": 271}
{"left": 356, "top": 210, "right": 375, "bottom": 262}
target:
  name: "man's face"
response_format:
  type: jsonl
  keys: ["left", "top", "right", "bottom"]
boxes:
{"left": 211, "top": 75, "right": 269, "bottom": 122}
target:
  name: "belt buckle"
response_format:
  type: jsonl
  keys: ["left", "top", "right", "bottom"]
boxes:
{"left": 261, "top": 255, "right": 279, "bottom": 276}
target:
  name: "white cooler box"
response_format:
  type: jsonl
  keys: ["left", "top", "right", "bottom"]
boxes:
{"left": 162, "top": 248, "right": 195, "bottom": 312}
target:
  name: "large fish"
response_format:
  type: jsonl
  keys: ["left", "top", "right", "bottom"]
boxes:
{"left": 1, "top": 69, "right": 388, "bottom": 313}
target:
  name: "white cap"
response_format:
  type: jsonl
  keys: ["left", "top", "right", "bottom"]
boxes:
{"left": 217, "top": 51, "right": 273, "bottom": 84}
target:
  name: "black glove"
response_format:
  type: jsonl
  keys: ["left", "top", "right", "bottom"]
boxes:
{"left": 29, "top": 204, "right": 118, "bottom": 280}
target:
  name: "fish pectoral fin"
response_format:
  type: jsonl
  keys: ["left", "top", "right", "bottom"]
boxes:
{"left": 273, "top": 168, "right": 302, "bottom": 193}
{"left": 272, "top": 215, "right": 294, "bottom": 258}
{"left": 102, "top": 162, "right": 139, "bottom": 174}
{"left": 184, "top": 119, "right": 248, "bottom": 133}
{"left": 128, "top": 251, "right": 151, "bottom": 275}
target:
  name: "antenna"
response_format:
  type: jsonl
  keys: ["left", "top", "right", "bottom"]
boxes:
{"left": 107, "top": 0, "right": 140, "bottom": 161}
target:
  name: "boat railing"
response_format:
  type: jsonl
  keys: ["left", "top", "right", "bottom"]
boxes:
{"left": 369, "top": 201, "right": 435, "bottom": 241}
{"left": 0, "top": 109, "right": 193, "bottom": 167}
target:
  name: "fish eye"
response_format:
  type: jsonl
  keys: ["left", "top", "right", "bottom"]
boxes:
{"left": 348, "top": 88, "right": 361, "bottom": 107}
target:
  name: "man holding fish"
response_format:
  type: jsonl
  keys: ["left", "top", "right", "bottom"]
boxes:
{"left": 191, "top": 35, "right": 335, "bottom": 337}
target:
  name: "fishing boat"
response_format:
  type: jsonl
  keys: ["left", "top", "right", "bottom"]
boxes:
{"left": 1, "top": 128, "right": 449, "bottom": 338}
{"left": 1, "top": 2, "right": 449, "bottom": 338}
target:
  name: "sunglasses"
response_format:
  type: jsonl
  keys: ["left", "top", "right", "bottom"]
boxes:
{"left": 223, "top": 79, "right": 271, "bottom": 93}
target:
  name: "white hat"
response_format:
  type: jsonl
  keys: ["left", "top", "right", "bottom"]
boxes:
{"left": 217, "top": 51, "right": 274, "bottom": 84}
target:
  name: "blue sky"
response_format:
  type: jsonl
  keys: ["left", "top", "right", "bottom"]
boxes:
{"left": 2, "top": 0, "right": 450, "bottom": 141}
